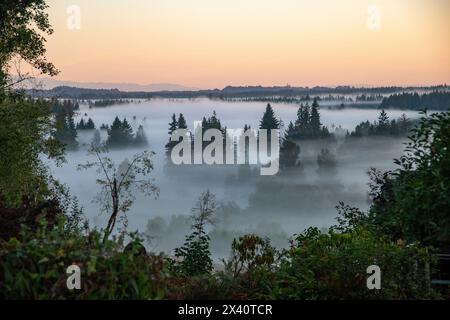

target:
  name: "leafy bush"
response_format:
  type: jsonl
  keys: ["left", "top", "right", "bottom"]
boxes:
{"left": 0, "top": 220, "right": 168, "bottom": 300}
{"left": 369, "top": 111, "right": 450, "bottom": 246}
{"left": 269, "top": 227, "right": 438, "bottom": 300}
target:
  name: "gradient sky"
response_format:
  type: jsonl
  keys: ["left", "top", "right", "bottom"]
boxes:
{"left": 44, "top": 0, "right": 449, "bottom": 88}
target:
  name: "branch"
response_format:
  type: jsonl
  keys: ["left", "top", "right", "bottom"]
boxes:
{"left": 117, "top": 153, "right": 145, "bottom": 191}
{"left": 1, "top": 76, "right": 35, "bottom": 90}
{"left": 94, "top": 149, "right": 114, "bottom": 195}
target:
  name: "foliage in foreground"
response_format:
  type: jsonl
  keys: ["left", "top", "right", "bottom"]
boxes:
{"left": 0, "top": 221, "right": 439, "bottom": 300}
{"left": 0, "top": 220, "right": 167, "bottom": 300}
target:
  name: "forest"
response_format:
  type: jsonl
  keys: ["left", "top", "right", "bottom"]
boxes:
{"left": 0, "top": 0, "right": 449, "bottom": 301}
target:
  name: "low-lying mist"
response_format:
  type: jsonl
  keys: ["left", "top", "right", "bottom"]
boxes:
{"left": 49, "top": 99, "right": 420, "bottom": 259}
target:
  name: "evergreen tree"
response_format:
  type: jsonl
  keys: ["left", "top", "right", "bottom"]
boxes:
{"left": 280, "top": 121, "right": 301, "bottom": 170}
{"left": 106, "top": 117, "right": 135, "bottom": 148}
{"left": 54, "top": 103, "right": 78, "bottom": 150}
{"left": 134, "top": 125, "right": 148, "bottom": 147}
{"left": 165, "top": 114, "right": 181, "bottom": 161}
{"left": 121, "top": 118, "right": 134, "bottom": 144}
{"left": 398, "top": 113, "right": 410, "bottom": 135}
{"left": 285, "top": 121, "right": 296, "bottom": 140}
{"left": 76, "top": 118, "right": 85, "bottom": 130}
{"left": 106, "top": 117, "right": 124, "bottom": 147}
{"left": 295, "top": 103, "right": 310, "bottom": 138}
{"left": 377, "top": 109, "right": 390, "bottom": 134}
{"left": 280, "top": 140, "right": 301, "bottom": 170}
{"left": 86, "top": 118, "right": 95, "bottom": 130}
{"left": 168, "top": 113, "right": 178, "bottom": 135}
{"left": 310, "top": 98, "right": 322, "bottom": 137}
{"left": 259, "top": 103, "right": 280, "bottom": 130}
{"left": 173, "top": 191, "right": 215, "bottom": 276}
{"left": 178, "top": 113, "right": 187, "bottom": 129}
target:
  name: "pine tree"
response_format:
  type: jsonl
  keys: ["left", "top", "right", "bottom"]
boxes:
{"left": 280, "top": 121, "right": 301, "bottom": 170}
{"left": 285, "top": 121, "right": 296, "bottom": 141}
{"left": 134, "top": 125, "right": 148, "bottom": 147}
{"left": 106, "top": 117, "right": 124, "bottom": 147}
{"left": 310, "top": 98, "right": 322, "bottom": 138}
{"left": 398, "top": 113, "right": 410, "bottom": 135}
{"left": 280, "top": 139, "right": 300, "bottom": 169}
{"left": 295, "top": 103, "right": 310, "bottom": 138}
{"left": 259, "top": 103, "right": 280, "bottom": 130}
{"left": 76, "top": 118, "right": 85, "bottom": 130}
{"left": 168, "top": 113, "right": 178, "bottom": 135}
{"left": 86, "top": 118, "right": 95, "bottom": 130}
{"left": 173, "top": 191, "right": 215, "bottom": 276}
{"left": 166, "top": 114, "right": 180, "bottom": 160}
{"left": 178, "top": 113, "right": 187, "bottom": 129}
{"left": 106, "top": 117, "right": 134, "bottom": 148}
{"left": 54, "top": 103, "right": 78, "bottom": 149}
{"left": 377, "top": 109, "right": 390, "bottom": 134}
{"left": 121, "top": 118, "right": 134, "bottom": 145}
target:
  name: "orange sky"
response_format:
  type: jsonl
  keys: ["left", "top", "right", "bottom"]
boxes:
{"left": 44, "top": 0, "right": 450, "bottom": 89}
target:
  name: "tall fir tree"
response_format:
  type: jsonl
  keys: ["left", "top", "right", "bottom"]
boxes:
{"left": 54, "top": 103, "right": 78, "bottom": 150}
{"left": 259, "top": 103, "right": 280, "bottom": 130}
{"left": 168, "top": 113, "right": 178, "bottom": 135}
{"left": 121, "top": 118, "right": 134, "bottom": 144}
{"left": 310, "top": 98, "right": 322, "bottom": 137}
{"left": 178, "top": 113, "right": 188, "bottom": 129}
{"left": 86, "top": 118, "right": 95, "bottom": 130}
{"left": 280, "top": 121, "right": 301, "bottom": 170}
{"left": 166, "top": 113, "right": 181, "bottom": 161}
{"left": 295, "top": 103, "right": 310, "bottom": 138}
{"left": 377, "top": 109, "right": 390, "bottom": 134}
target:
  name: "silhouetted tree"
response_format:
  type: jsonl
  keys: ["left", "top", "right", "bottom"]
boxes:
{"left": 106, "top": 117, "right": 135, "bottom": 148}
{"left": 259, "top": 104, "right": 280, "bottom": 130}
{"left": 295, "top": 103, "right": 310, "bottom": 138}
{"left": 178, "top": 113, "right": 188, "bottom": 129}
{"left": 77, "top": 147, "right": 159, "bottom": 243}
{"left": 310, "top": 98, "right": 322, "bottom": 137}
{"left": 134, "top": 125, "right": 148, "bottom": 147}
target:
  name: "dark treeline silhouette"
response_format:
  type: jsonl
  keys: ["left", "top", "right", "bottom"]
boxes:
{"left": 286, "top": 99, "right": 333, "bottom": 140}
{"left": 51, "top": 99, "right": 79, "bottom": 150}
{"left": 380, "top": 91, "right": 450, "bottom": 110}
{"left": 76, "top": 118, "right": 95, "bottom": 130}
{"left": 26, "top": 84, "right": 449, "bottom": 101}
{"left": 165, "top": 113, "right": 188, "bottom": 160}
{"left": 164, "top": 103, "right": 333, "bottom": 171}
{"left": 89, "top": 99, "right": 133, "bottom": 108}
{"left": 106, "top": 117, "right": 148, "bottom": 148}
{"left": 348, "top": 110, "right": 416, "bottom": 138}
{"left": 165, "top": 107, "right": 276, "bottom": 165}
{"left": 356, "top": 94, "right": 383, "bottom": 102}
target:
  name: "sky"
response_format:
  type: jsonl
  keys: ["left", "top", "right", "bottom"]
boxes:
{"left": 44, "top": 0, "right": 450, "bottom": 89}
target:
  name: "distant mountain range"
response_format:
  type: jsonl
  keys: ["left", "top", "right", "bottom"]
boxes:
{"left": 25, "top": 78, "right": 200, "bottom": 92}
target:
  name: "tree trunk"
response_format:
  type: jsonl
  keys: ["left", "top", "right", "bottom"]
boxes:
{"left": 103, "top": 178, "right": 119, "bottom": 244}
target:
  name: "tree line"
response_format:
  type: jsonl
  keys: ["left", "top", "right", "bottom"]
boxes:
{"left": 380, "top": 91, "right": 450, "bottom": 110}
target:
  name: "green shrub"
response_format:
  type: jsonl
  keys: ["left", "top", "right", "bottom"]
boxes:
{"left": 0, "top": 221, "right": 168, "bottom": 300}
{"left": 269, "top": 227, "right": 438, "bottom": 300}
